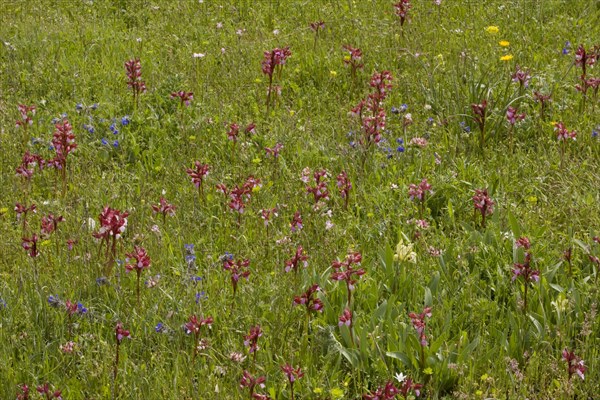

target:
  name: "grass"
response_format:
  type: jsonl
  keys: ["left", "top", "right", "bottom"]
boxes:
{"left": 1, "top": 0, "right": 600, "bottom": 398}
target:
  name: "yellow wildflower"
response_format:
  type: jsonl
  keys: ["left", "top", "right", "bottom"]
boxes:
{"left": 499, "top": 40, "right": 510, "bottom": 47}
{"left": 485, "top": 26, "right": 499, "bottom": 34}
{"left": 330, "top": 388, "right": 344, "bottom": 399}
{"left": 500, "top": 54, "right": 513, "bottom": 61}
{"left": 330, "top": 70, "right": 337, "bottom": 77}
{"left": 394, "top": 234, "right": 417, "bottom": 263}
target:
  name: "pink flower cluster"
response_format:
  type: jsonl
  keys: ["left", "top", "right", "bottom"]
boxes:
{"left": 293, "top": 284, "right": 323, "bottom": 313}
{"left": 409, "top": 306, "right": 432, "bottom": 346}
{"left": 306, "top": 169, "right": 330, "bottom": 203}
{"left": 217, "top": 176, "right": 261, "bottom": 214}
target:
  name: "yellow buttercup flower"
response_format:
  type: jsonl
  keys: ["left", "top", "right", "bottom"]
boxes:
{"left": 330, "top": 70, "right": 337, "bottom": 77}
{"left": 485, "top": 26, "right": 499, "bottom": 34}
{"left": 500, "top": 54, "right": 514, "bottom": 61}
{"left": 499, "top": 40, "right": 510, "bottom": 47}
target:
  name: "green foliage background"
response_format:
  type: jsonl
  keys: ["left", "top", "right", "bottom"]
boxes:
{"left": 0, "top": 0, "right": 599, "bottom": 398}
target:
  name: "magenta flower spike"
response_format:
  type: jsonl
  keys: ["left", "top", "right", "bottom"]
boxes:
{"left": 293, "top": 284, "right": 324, "bottom": 314}
{"left": 223, "top": 257, "right": 250, "bottom": 297}
{"left": 284, "top": 246, "right": 308, "bottom": 273}
{"left": 330, "top": 251, "right": 365, "bottom": 306}
{"left": 281, "top": 364, "right": 304, "bottom": 400}
{"left": 125, "top": 58, "right": 146, "bottom": 108}
{"left": 240, "top": 370, "right": 266, "bottom": 397}
{"left": 170, "top": 91, "right": 193, "bottom": 107}
{"left": 394, "top": 0, "right": 412, "bottom": 27}
{"left": 562, "top": 348, "right": 586, "bottom": 381}
{"left": 472, "top": 189, "right": 494, "bottom": 228}
{"left": 151, "top": 197, "right": 176, "bottom": 224}
{"left": 409, "top": 307, "right": 432, "bottom": 347}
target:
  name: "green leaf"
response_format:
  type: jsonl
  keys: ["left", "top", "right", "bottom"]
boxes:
{"left": 460, "top": 336, "right": 480, "bottom": 359}
{"left": 386, "top": 351, "right": 411, "bottom": 367}
{"left": 549, "top": 283, "right": 564, "bottom": 293}
{"left": 528, "top": 315, "right": 544, "bottom": 338}
{"left": 424, "top": 287, "right": 433, "bottom": 307}
{"left": 428, "top": 271, "right": 440, "bottom": 295}
{"left": 507, "top": 211, "right": 521, "bottom": 237}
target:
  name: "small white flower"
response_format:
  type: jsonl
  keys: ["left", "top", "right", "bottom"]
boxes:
{"left": 325, "top": 220, "right": 334, "bottom": 230}
{"left": 216, "top": 22, "right": 223, "bottom": 29}
{"left": 193, "top": 53, "right": 206, "bottom": 58}
{"left": 273, "top": 29, "right": 280, "bottom": 35}
{"left": 395, "top": 372, "right": 406, "bottom": 383}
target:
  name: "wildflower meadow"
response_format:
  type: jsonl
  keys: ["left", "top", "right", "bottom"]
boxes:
{"left": 1, "top": 1, "right": 600, "bottom": 398}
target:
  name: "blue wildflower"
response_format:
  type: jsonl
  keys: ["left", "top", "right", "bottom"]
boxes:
{"left": 459, "top": 121, "right": 471, "bottom": 133}
{"left": 427, "top": 117, "right": 434, "bottom": 125}
{"left": 109, "top": 123, "right": 119, "bottom": 135}
{"left": 0, "top": 298, "right": 6, "bottom": 309}
{"left": 592, "top": 127, "right": 599, "bottom": 138}
{"left": 76, "top": 103, "right": 83, "bottom": 111}
{"left": 96, "top": 276, "right": 109, "bottom": 286}
{"left": 349, "top": 141, "right": 356, "bottom": 148}
{"left": 195, "top": 291, "right": 207, "bottom": 303}
{"left": 101, "top": 138, "right": 108, "bottom": 146}
{"left": 51, "top": 117, "right": 60, "bottom": 124}
{"left": 91, "top": 103, "right": 99, "bottom": 110}
{"left": 396, "top": 138, "right": 404, "bottom": 145}
{"left": 382, "top": 147, "right": 393, "bottom": 159}
{"left": 48, "top": 295, "right": 61, "bottom": 307}
{"left": 83, "top": 124, "right": 95, "bottom": 134}
{"left": 397, "top": 145, "right": 405, "bottom": 153}
{"left": 113, "top": 140, "right": 119, "bottom": 148}
{"left": 155, "top": 322, "right": 165, "bottom": 333}
{"left": 121, "top": 115, "right": 130, "bottom": 126}
{"left": 77, "top": 302, "right": 88, "bottom": 314}
{"left": 562, "top": 41, "right": 571, "bottom": 55}
{"left": 184, "top": 244, "right": 195, "bottom": 252}
{"left": 400, "top": 104, "right": 408, "bottom": 112}
{"left": 391, "top": 106, "right": 400, "bottom": 115}
{"left": 191, "top": 276, "right": 203, "bottom": 283}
